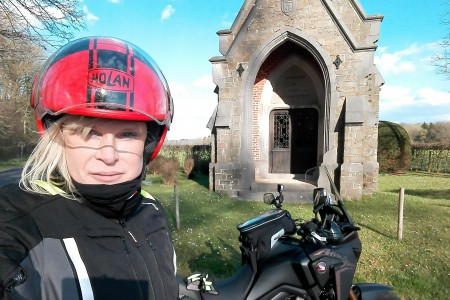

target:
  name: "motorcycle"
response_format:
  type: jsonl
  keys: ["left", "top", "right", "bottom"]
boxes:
{"left": 178, "top": 166, "right": 399, "bottom": 300}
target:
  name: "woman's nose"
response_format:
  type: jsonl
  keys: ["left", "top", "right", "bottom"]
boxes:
{"left": 95, "top": 134, "right": 119, "bottom": 164}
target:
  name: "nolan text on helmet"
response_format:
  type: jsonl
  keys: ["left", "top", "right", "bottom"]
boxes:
{"left": 88, "top": 69, "right": 134, "bottom": 92}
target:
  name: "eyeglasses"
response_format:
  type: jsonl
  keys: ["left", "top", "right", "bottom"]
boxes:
{"left": 62, "top": 128, "right": 146, "bottom": 155}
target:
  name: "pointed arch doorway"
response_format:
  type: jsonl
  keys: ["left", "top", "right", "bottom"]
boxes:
{"left": 258, "top": 42, "right": 325, "bottom": 178}
{"left": 270, "top": 108, "right": 318, "bottom": 174}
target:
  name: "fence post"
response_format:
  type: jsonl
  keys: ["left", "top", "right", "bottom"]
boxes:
{"left": 174, "top": 185, "right": 180, "bottom": 230}
{"left": 397, "top": 188, "right": 405, "bottom": 240}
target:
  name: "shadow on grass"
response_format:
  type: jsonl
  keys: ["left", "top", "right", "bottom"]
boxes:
{"left": 387, "top": 188, "right": 450, "bottom": 201}
{"left": 407, "top": 171, "right": 450, "bottom": 178}
{"left": 356, "top": 222, "right": 396, "bottom": 240}
{"left": 190, "top": 173, "right": 209, "bottom": 189}
{"left": 186, "top": 238, "right": 241, "bottom": 278}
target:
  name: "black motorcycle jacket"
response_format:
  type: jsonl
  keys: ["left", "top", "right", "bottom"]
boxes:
{"left": 0, "top": 183, "right": 178, "bottom": 300}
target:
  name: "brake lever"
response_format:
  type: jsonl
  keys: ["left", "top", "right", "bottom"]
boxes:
{"left": 298, "top": 220, "right": 323, "bottom": 243}
{"left": 311, "top": 231, "right": 327, "bottom": 243}
{"left": 340, "top": 224, "right": 361, "bottom": 232}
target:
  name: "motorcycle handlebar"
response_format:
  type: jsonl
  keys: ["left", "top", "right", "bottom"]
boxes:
{"left": 296, "top": 209, "right": 359, "bottom": 245}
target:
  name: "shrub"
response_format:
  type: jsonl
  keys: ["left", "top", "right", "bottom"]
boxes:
{"left": 159, "top": 145, "right": 191, "bottom": 167}
{"left": 160, "top": 158, "right": 180, "bottom": 185}
{"left": 378, "top": 121, "right": 412, "bottom": 173}
{"left": 183, "top": 157, "right": 195, "bottom": 178}
{"left": 148, "top": 155, "right": 165, "bottom": 175}
{"left": 148, "top": 155, "right": 180, "bottom": 185}
{"left": 159, "top": 143, "right": 211, "bottom": 176}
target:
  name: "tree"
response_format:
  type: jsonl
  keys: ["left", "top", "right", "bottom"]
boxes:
{"left": 0, "top": 0, "right": 85, "bottom": 62}
{"left": 432, "top": 1, "right": 450, "bottom": 78}
{"left": 378, "top": 121, "right": 412, "bottom": 173}
{"left": 0, "top": 1, "right": 86, "bottom": 159}
{"left": 0, "top": 35, "right": 42, "bottom": 154}
{"left": 401, "top": 121, "right": 450, "bottom": 146}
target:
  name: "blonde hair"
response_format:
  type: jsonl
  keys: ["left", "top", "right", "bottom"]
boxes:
{"left": 20, "top": 115, "right": 96, "bottom": 198}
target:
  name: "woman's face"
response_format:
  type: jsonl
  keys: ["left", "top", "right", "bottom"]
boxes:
{"left": 62, "top": 119, "right": 147, "bottom": 185}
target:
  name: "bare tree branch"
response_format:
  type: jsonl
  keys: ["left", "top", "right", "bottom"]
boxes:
{"left": 431, "top": 1, "right": 450, "bottom": 79}
{"left": 0, "top": 0, "right": 85, "bottom": 60}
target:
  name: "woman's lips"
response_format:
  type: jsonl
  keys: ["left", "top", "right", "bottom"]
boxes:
{"left": 89, "top": 172, "right": 124, "bottom": 182}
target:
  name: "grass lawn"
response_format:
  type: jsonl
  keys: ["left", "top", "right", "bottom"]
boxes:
{"left": 1, "top": 157, "right": 447, "bottom": 299}
{"left": 143, "top": 172, "right": 449, "bottom": 300}
{"left": 0, "top": 158, "right": 26, "bottom": 172}
{"left": 347, "top": 173, "right": 449, "bottom": 299}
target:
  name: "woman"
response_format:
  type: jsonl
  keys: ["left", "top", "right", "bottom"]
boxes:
{"left": 0, "top": 37, "right": 178, "bottom": 299}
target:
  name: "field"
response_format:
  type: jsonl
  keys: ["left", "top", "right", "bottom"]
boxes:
{"left": 144, "top": 172, "right": 449, "bottom": 300}
{"left": 0, "top": 159, "right": 447, "bottom": 299}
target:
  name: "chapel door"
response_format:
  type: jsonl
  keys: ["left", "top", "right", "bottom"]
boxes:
{"left": 270, "top": 108, "right": 318, "bottom": 174}
{"left": 290, "top": 108, "right": 318, "bottom": 173}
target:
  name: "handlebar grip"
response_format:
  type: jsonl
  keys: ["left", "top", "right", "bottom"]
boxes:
{"left": 298, "top": 221, "right": 318, "bottom": 238}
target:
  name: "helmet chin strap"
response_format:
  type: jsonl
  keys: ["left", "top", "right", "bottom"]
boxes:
{"left": 140, "top": 142, "right": 154, "bottom": 181}
{"left": 140, "top": 162, "right": 148, "bottom": 181}
{"left": 43, "top": 115, "right": 63, "bottom": 130}
{"left": 144, "top": 123, "right": 165, "bottom": 161}
{"left": 144, "top": 136, "right": 158, "bottom": 164}
{"left": 141, "top": 122, "right": 163, "bottom": 181}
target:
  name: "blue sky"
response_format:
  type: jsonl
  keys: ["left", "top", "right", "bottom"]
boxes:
{"left": 76, "top": 0, "right": 450, "bottom": 140}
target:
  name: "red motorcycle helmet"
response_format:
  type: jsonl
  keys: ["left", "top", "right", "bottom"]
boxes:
{"left": 31, "top": 36, "right": 173, "bottom": 162}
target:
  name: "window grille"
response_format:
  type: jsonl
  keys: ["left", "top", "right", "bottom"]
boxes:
{"left": 274, "top": 112, "right": 289, "bottom": 148}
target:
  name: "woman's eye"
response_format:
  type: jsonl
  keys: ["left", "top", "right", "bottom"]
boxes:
{"left": 87, "top": 129, "right": 101, "bottom": 138}
{"left": 119, "top": 132, "right": 138, "bottom": 139}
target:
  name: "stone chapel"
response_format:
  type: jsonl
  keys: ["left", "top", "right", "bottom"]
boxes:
{"left": 207, "top": 0, "right": 384, "bottom": 200}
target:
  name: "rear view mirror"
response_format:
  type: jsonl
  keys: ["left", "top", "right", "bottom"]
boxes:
{"left": 263, "top": 193, "right": 275, "bottom": 205}
{"left": 313, "top": 188, "right": 329, "bottom": 213}
{"left": 277, "top": 184, "right": 284, "bottom": 193}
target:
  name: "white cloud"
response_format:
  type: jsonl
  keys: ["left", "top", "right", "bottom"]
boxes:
{"left": 374, "top": 43, "right": 440, "bottom": 75}
{"left": 375, "top": 50, "right": 416, "bottom": 75}
{"left": 430, "top": 113, "right": 450, "bottom": 121}
{"left": 379, "top": 85, "right": 415, "bottom": 111}
{"left": 220, "top": 13, "right": 233, "bottom": 28}
{"left": 380, "top": 85, "right": 450, "bottom": 109}
{"left": 46, "top": 6, "right": 65, "bottom": 19}
{"left": 166, "top": 77, "right": 217, "bottom": 140}
{"left": 379, "top": 84, "right": 450, "bottom": 123}
{"left": 7, "top": 3, "right": 65, "bottom": 26}
{"left": 161, "top": 5, "right": 175, "bottom": 21}
{"left": 83, "top": 5, "right": 99, "bottom": 22}
{"left": 221, "top": 20, "right": 233, "bottom": 28}
{"left": 416, "top": 87, "right": 450, "bottom": 106}
{"left": 168, "top": 80, "right": 187, "bottom": 96}
{"left": 107, "top": 0, "right": 122, "bottom": 3}
{"left": 193, "top": 75, "right": 215, "bottom": 89}
{"left": 395, "top": 43, "right": 422, "bottom": 56}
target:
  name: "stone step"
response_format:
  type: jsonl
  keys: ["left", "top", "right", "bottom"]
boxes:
{"left": 237, "top": 180, "right": 317, "bottom": 203}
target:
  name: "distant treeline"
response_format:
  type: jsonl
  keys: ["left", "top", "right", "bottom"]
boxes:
{"left": 378, "top": 121, "right": 450, "bottom": 174}
{"left": 402, "top": 122, "right": 450, "bottom": 173}
{"left": 3, "top": 121, "right": 450, "bottom": 174}
{"left": 401, "top": 121, "right": 450, "bottom": 146}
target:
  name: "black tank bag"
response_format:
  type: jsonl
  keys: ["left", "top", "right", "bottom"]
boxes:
{"left": 237, "top": 209, "right": 295, "bottom": 271}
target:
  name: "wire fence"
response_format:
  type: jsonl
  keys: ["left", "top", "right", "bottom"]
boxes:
{"left": 410, "top": 148, "right": 450, "bottom": 173}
